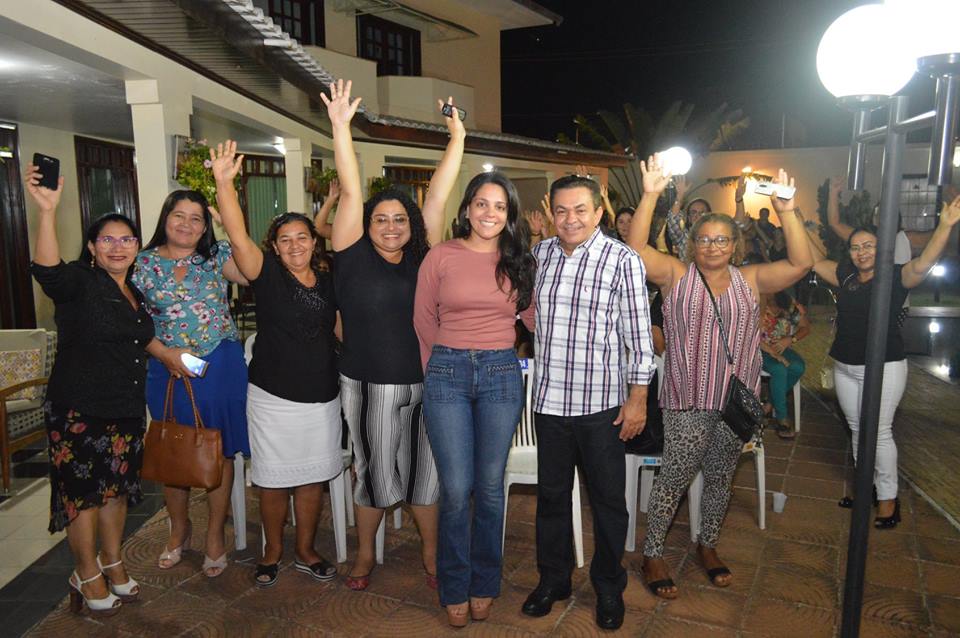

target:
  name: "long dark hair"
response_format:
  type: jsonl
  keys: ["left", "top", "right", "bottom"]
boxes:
{"left": 362, "top": 188, "right": 430, "bottom": 265}
{"left": 144, "top": 190, "right": 220, "bottom": 265}
{"left": 452, "top": 172, "right": 535, "bottom": 312}
{"left": 261, "top": 212, "right": 327, "bottom": 273}
{"left": 79, "top": 213, "right": 140, "bottom": 273}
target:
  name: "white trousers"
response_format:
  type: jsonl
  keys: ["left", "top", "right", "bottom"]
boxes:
{"left": 833, "top": 359, "right": 908, "bottom": 501}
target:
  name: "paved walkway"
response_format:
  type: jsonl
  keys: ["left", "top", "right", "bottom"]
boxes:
{"left": 22, "top": 383, "right": 960, "bottom": 637}
{"left": 791, "top": 305, "right": 960, "bottom": 525}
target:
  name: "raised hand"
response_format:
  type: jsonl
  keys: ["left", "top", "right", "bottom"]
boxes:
{"left": 24, "top": 164, "right": 64, "bottom": 213}
{"left": 209, "top": 140, "right": 244, "bottom": 185}
{"left": 327, "top": 178, "right": 341, "bottom": 200}
{"left": 940, "top": 194, "right": 960, "bottom": 228}
{"left": 640, "top": 154, "right": 672, "bottom": 195}
{"left": 438, "top": 97, "right": 466, "bottom": 140}
{"left": 207, "top": 205, "right": 223, "bottom": 226}
{"left": 735, "top": 174, "right": 747, "bottom": 201}
{"left": 576, "top": 164, "right": 590, "bottom": 177}
{"left": 673, "top": 174, "right": 689, "bottom": 203}
{"left": 523, "top": 210, "right": 543, "bottom": 236}
{"left": 829, "top": 173, "right": 845, "bottom": 196}
{"left": 769, "top": 168, "right": 797, "bottom": 214}
{"left": 540, "top": 193, "right": 554, "bottom": 227}
{"left": 321, "top": 79, "right": 362, "bottom": 128}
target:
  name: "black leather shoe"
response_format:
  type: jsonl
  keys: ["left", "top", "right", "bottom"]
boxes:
{"left": 521, "top": 583, "right": 571, "bottom": 617}
{"left": 595, "top": 593, "right": 625, "bottom": 630}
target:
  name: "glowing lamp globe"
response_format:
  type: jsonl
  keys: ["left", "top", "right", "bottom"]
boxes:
{"left": 816, "top": 4, "right": 917, "bottom": 98}
{"left": 659, "top": 147, "right": 692, "bottom": 176}
{"left": 885, "top": 0, "right": 960, "bottom": 61}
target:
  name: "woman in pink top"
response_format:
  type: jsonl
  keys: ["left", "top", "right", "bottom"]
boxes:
{"left": 414, "top": 171, "right": 535, "bottom": 627}
{"left": 627, "top": 156, "right": 812, "bottom": 599}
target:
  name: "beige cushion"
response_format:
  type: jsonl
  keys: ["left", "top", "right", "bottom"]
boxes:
{"left": 0, "top": 349, "right": 42, "bottom": 401}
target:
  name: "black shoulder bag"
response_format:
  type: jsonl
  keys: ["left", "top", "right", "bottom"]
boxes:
{"left": 695, "top": 267, "right": 764, "bottom": 442}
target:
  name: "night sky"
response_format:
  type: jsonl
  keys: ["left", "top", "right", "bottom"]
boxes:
{"left": 500, "top": 0, "right": 937, "bottom": 150}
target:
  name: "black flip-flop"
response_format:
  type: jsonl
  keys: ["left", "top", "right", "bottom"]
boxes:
{"left": 294, "top": 558, "right": 337, "bottom": 582}
{"left": 254, "top": 562, "right": 280, "bottom": 588}
{"left": 645, "top": 578, "right": 678, "bottom": 599}
{"left": 707, "top": 566, "right": 732, "bottom": 587}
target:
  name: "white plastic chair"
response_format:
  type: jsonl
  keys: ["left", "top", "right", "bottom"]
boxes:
{"left": 759, "top": 369, "right": 802, "bottom": 432}
{"left": 688, "top": 437, "right": 766, "bottom": 540}
{"left": 502, "top": 359, "right": 584, "bottom": 568}
{"left": 342, "top": 437, "right": 403, "bottom": 564}
{"left": 245, "top": 333, "right": 348, "bottom": 563}
{"left": 625, "top": 355, "right": 701, "bottom": 551}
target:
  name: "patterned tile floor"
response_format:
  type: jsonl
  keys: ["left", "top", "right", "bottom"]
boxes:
{"left": 18, "top": 389, "right": 960, "bottom": 637}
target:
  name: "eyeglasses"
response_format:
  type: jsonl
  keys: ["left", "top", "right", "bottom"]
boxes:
{"left": 371, "top": 214, "right": 409, "bottom": 227}
{"left": 694, "top": 235, "right": 732, "bottom": 249}
{"left": 95, "top": 236, "right": 139, "bottom": 248}
{"left": 849, "top": 242, "right": 876, "bottom": 253}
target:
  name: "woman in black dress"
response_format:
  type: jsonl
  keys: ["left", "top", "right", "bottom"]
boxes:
{"left": 26, "top": 164, "right": 153, "bottom": 617}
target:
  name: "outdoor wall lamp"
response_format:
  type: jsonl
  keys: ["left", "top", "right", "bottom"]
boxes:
{"left": 816, "top": 2, "right": 959, "bottom": 636}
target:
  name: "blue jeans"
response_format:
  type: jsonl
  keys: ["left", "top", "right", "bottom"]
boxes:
{"left": 761, "top": 348, "right": 806, "bottom": 420}
{"left": 422, "top": 346, "right": 524, "bottom": 606}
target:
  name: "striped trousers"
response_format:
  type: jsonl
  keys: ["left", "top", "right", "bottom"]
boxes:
{"left": 340, "top": 375, "right": 440, "bottom": 508}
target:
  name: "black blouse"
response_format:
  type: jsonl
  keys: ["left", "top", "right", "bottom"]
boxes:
{"left": 247, "top": 253, "right": 339, "bottom": 403}
{"left": 829, "top": 262, "right": 908, "bottom": 365}
{"left": 31, "top": 261, "right": 154, "bottom": 418}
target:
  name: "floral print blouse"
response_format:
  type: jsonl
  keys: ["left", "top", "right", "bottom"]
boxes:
{"left": 132, "top": 240, "right": 239, "bottom": 357}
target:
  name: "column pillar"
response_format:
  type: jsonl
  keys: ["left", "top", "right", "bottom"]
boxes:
{"left": 283, "top": 137, "right": 310, "bottom": 213}
{"left": 125, "top": 79, "right": 192, "bottom": 237}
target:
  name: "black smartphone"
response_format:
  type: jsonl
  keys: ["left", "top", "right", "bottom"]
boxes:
{"left": 32, "top": 153, "right": 60, "bottom": 190}
{"left": 441, "top": 103, "right": 466, "bottom": 122}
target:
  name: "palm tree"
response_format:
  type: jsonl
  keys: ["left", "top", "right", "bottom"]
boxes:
{"left": 562, "top": 101, "right": 751, "bottom": 207}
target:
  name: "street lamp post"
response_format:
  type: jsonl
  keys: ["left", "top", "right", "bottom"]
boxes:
{"left": 816, "top": 3, "right": 960, "bottom": 636}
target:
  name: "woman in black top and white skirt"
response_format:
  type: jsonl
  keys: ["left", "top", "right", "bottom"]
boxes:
{"left": 211, "top": 141, "right": 341, "bottom": 586}
{"left": 812, "top": 194, "right": 959, "bottom": 528}
{"left": 26, "top": 165, "right": 152, "bottom": 616}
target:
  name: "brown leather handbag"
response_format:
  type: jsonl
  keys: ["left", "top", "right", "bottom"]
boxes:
{"left": 142, "top": 377, "right": 223, "bottom": 489}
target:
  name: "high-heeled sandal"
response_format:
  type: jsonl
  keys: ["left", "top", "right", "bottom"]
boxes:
{"left": 69, "top": 571, "right": 121, "bottom": 617}
{"left": 345, "top": 567, "right": 374, "bottom": 591}
{"left": 469, "top": 597, "right": 492, "bottom": 621}
{"left": 446, "top": 602, "right": 469, "bottom": 628}
{"left": 158, "top": 519, "right": 192, "bottom": 569}
{"left": 97, "top": 555, "right": 140, "bottom": 602}
{"left": 202, "top": 553, "right": 228, "bottom": 578}
{"left": 874, "top": 498, "right": 901, "bottom": 529}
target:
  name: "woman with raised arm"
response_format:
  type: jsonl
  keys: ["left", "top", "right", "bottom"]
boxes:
{"left": 812, "top": 195, "right": 960, "bottom": 528}
{"left": 321, "top": 79, "right": 465, "bottom": 592}
{"left": 211, "top": 140, "right": 341, "bottom": 586}
{"left": 26, "top": 166, "right": 151, "bottom": 617}
{"left": 133, "top": 187, "right": 250, "bottom": 579}
{"left": 627, "top": 156, "right": 812, "bottom": 599}
{"left": 313, "top": 178, "right": 339, "bottom": 240}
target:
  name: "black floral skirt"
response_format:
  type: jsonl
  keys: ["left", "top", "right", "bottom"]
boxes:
{"left": 45, "top": 403, "right": 146, "bottom": 533}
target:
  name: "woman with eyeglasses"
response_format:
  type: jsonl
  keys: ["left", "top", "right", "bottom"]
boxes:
{"left": 321, "top": 80, "right": 464, "bottom": 593}
{"left": 627, "top": 157, "right": 812, "bottom": 599}
{"left": 208, "top": 140, "right": 341, "bottom": 587}
{"left": 811, "top": 195, "right": 960, "bottom": 529}
{"left": 132, "top": 187, "right": 251, "bottom": 579}
{"left": 25, "top": 166, "right": 151, "bottom": 616}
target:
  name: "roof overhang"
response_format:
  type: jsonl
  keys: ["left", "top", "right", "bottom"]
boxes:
{"left": 329, "top": 0, "right": 478, "bottom": 42}
{"left": 449, "top": 0, "right": 562, "bottom": 30}
{"left": 51, "top": 0, "right": 619, "bottom": 166}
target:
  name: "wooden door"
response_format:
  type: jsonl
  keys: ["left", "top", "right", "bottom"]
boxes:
{"left": 0, "top": 123, "right": 36, "bottom": 328}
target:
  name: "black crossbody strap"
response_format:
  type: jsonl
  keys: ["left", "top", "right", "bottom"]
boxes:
{"left": 695, "top": 266, "right": 735, "bottom": 366}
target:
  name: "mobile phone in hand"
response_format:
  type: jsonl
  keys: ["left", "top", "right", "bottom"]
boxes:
{"left": 441, "top": 103, "right": 466, "bottom": 121}
{"left": 180, "top": 353, "right": 210, "bottom": 377}
{"left": 32, "top": 153, "right": 60, "bottom": 190}
{"left": 753, "top": 181, "right": 796, "bottom": 200}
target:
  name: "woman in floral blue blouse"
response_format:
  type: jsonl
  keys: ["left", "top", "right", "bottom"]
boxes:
{"left": 133, "top": 189, "right": 250, "bottom": 578}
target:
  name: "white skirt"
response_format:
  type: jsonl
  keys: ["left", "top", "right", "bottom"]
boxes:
{"left": 247, "top": 383, "right": 343, "bottom": 488}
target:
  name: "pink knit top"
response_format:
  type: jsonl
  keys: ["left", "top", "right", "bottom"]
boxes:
{"left": 413, "top": 240, "right": 531, "bottom": 369}
{"left": 662, "top": 264, "right": 762, "bottom": 411}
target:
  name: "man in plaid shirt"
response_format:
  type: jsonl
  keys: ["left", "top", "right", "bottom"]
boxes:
{"left": 521, "top": 175, "right": 656, "bottom": 630}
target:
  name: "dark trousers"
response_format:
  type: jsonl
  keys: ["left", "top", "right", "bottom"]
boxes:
{"left": 534, "top": 407, "right": 627, "bottom": 596}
